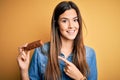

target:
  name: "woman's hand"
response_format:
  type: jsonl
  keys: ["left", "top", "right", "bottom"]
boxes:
{"left": 17, "top": 44, "right": 30, "bottom": 73}
{"left": 17, "top": 44, "right": 30, "bottom": 80}
{"left": 58, "top": 56, "right": 84, "bottom": 80}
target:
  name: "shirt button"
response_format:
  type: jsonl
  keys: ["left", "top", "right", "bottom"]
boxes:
{"left": 42, "top": 64, "right": 45, "bottom": 67}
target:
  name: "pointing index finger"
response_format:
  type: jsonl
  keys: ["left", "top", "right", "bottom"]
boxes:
{"left": 58, "top": 56, "right": 71, "bottom": 65}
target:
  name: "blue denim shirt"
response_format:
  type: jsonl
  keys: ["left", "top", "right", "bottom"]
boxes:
{"left": 29, "top": 42, "right": 97, "bottom": 80}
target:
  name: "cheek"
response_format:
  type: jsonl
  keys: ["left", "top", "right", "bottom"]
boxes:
{"left": 77, "top": 26, "right": 79, "bottom": 30}
{"left": 75, "top": 22, "right": 79, "bottom": 28}
{"left": 59, "top": 27, "right": 66, "bottom": 33}
{"left": 75, "top": 25, "right": 79, "bottom": 31}
{"left": 59, "top": 24, "right": 67, "bottom": 31}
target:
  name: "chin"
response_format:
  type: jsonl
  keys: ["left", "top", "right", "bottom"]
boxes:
{"left": 67, "top": 37, "right": 76, "bottom": 40}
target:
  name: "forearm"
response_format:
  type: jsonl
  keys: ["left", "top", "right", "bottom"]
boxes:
{"left": 79, "top": 76, "right": 87, "bottom": 80}
{"left": 20, "top": 71, "right": 29, "bottom": 80}
{"left": 75, "top": 76, "right": 87, "bottom": 80}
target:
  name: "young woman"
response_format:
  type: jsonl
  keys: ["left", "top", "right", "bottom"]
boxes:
{"left": 17, "top": 1, "right": 97, "bottom": 80}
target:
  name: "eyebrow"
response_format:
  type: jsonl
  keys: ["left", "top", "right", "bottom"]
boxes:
{"left": 59, "top": 16, "right": 78, "bottom": 20}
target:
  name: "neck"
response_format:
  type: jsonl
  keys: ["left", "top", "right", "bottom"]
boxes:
{"left": 60, "top": 38, "right": 74, "bottom": 58}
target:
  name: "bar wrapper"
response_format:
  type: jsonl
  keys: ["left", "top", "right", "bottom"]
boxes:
{"left": 22, "top": 40, "right": 43, "bottom": 51}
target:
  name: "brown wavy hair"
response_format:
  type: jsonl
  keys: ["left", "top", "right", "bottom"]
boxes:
{"left": 45, "top": 1, "right": 89, "bottom": 80}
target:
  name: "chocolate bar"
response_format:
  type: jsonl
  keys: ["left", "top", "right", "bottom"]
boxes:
{"left": 22, "top": 40, "right": 43, "bottom": 51}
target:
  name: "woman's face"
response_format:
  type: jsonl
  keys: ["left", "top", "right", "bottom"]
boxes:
{"left": 58, "top": 9, "right": 79, "bottom": 41}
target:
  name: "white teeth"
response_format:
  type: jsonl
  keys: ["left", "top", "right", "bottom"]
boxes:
{"left": 67, "top": 30, "right": 75, "bottom": 33}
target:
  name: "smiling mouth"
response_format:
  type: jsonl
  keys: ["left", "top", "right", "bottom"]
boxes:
{"left": 66, "top": 30, "right": 75, "bottom": 34}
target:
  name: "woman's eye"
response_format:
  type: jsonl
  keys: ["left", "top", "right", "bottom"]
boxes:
{"left": 61, "top": 20, "right": 67, "bottom": 23}
{"left": 74, "top": 19, "right": 78, "bottom": 22}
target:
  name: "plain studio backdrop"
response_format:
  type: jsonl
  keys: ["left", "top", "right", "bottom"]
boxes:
{"left": 0, "top": 0, "right": 120, "bottom": 80}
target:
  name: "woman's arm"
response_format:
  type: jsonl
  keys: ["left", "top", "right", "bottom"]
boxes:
{"left": 17, "top": 44, "right": 30, "bottom": 80}
{"left": 20, "top": 71, "right": 29, "bottom": 80}
{"left": 58, "top": 56, "right": 85, "bottom": 80}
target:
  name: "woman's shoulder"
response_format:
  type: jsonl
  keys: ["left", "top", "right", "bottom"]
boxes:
{"left": 85, "top": 46, "right": 96, "bottom": 58}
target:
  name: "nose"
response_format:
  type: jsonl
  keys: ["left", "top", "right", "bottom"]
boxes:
{"left": 68, "top": 20, "right": 74, "bottom": 28}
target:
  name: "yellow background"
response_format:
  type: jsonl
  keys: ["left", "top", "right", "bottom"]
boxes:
{"left": 0, "top": 0, "right": 120, "bottom": 80}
